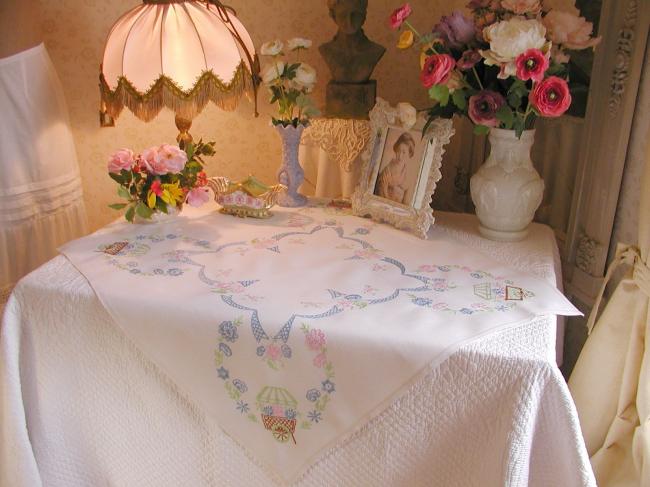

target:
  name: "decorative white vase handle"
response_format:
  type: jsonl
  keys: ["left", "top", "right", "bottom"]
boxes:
{"left": 470, "top": 128, "right": 544, "bottom": 242}
{"left": 276, "top": 124, "right": 308, "bottom": 207}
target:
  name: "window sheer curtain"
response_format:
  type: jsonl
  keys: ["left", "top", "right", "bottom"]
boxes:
{"left": 568, "top": 125, "right": 650, "bottom": 486}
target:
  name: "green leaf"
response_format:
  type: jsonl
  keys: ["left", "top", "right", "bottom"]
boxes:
{"left": 473, "top": 124, "right": 490, "bottom": 136}
{"left": 429, "top": 84, "right": 450, "bottom": 107}
{"left": 117, "top": 185, "right": 131, "bottom": 199}
{"left": 496, "top": 105, "right": 514, "bottom": 129}
{"left": 125, "top": 205, "right": 135, "bottom": 223}
{"left": 108, "top": 203, "right": 127, "bottom": 210}
{"left": 451, "top": 89, "right": 467, "bottom": 110}
{"left": 109, "top": 172, "right": 124, "bottom": 185}
{"left": 135, "top": 202, "right": 154, "bottom": 219}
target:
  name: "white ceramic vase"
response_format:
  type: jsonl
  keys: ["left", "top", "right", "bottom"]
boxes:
{"left": 470, "top": 128, "right": 544, "bottom": 242}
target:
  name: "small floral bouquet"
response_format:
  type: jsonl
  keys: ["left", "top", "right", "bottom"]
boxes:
{"left": 389, "top": 1, "right": 600, "bottom": 137}
{"left": 107, "top": 140, "right": 216, "bottom": 222}
{"left": 260, "top": 38, "right": 320, "bottom": 127}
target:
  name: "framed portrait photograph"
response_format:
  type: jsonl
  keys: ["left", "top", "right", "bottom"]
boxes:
{"left": 352, "top": 99, "right": 454, "bottom": 238}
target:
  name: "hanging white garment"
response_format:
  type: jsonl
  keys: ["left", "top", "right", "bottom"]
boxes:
{"left": 0, "top": 43, "right": 87, "bottom": 304}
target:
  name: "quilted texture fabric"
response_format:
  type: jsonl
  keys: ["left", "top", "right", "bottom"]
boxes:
{"left": 0, "top": 214, "right": 595, "bottom": 486}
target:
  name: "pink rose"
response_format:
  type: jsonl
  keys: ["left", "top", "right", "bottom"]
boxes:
{"left": 457, "top": 50, "right": 481, "bottom": 70}
{"left": 389, "top": 4, "right": 412, "bottom": 30}
{"left": 543, "top": 10, "right": 601, "bottom": 51}
{"left": 468, "top": 90, "right": 506, "bottom": 127}
{"left": 515, "top": 48, "right": 549, "bottom": 82}
{"left": 305, "top": 329, "right": 326, "bottom": 351}
{"left": 156, "top": 144, "right": 188, "bottom": 173}
{"left": 313, "top": 353, "right": 327, "bottom": 368}
{"left": 141, "top": 146, "right": 167, "bottom": 175}
{"left": 420, "top": 54, "right": 455, "bottom": 88}
{"left": 186, "top": 187, "right": 210, "bottom": 208}
{"left": 530, "top": 76, "right": 571, "bottom": 117}
{"left": 107, "top": 148, "right": 134, "bottom": 174}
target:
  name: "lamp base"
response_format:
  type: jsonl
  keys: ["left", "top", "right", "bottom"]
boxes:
{"left": 175, "top": 115, "right": 193, "bottom": 149}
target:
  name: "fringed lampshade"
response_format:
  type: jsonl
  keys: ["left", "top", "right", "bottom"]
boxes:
{"left": 99, "top": 0, "right": 260, "bottom": 145}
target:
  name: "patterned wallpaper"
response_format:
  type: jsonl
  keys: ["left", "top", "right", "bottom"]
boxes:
{"left": 40, "top": 0, "right": 466, "bottom": 230}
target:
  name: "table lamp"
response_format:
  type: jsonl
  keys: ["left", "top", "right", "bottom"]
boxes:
{"left": 99, "top": 0, "right": 260, "bottom": 146}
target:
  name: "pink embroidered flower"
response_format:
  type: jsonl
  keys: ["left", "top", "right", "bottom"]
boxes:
{"left": 266, "top": 344, "right": 282, "bottom": 361}
{"left": 389, "top": 4, "right": 412, "bottom": 30}
{"left": 530, "top": 76, "right": 571, "bottom": 117}
{"left": 515, "top": 48, "right": 549, "bottom": 82}
{"left": 271, "top": 405, "right": 284, "bottom": 417}
{"left": 186, "top": 187, "right": 210, "bottom": 208}
{"left": 313, "top": 352, "right": 327, "bottom": 368}
{"left": 468, "top": 90, "right": 506, "bottom": 127}
{"left": 305, "top": 329, "right": 326, "bottom": 351}
{"left": 150, "top": 179, "right": 163, "bottom": 197}
{"left": 457, "top": 49, "right": 481, "bottom": 70}
{"left": 417, "top": 264, "right": 438, "bottom": 272}
{"left": 420, "top": 54, "right": 455, "bottom": 88}
{"left": 107, "top": 148, "right": 134, "bottom": 174}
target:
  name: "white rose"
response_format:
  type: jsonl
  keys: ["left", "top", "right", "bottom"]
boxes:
{"left": 262, "top": 61, "right": 285, "bottom": 85}
{"left": 501, "top": 0, "right": 541, "bottom": 15}
{"left": 260, "top": 40, "right": 284, "bottom": 56}
{"left": 397, "top": 102, "right": 417, "bottom": 129}
{"left": 543, "top": 10, "right": 601, "bottom": 50}
{"left": 287, "top": 37, "right": 312, "bottom": 51}
{"left": 480, "top": 18, "right": 547, "bottom": 78}
{"left": 293, "top": 63, "right": 317, "bottom": 91}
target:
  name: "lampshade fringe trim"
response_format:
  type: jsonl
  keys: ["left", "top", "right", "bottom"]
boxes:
{"left": 100, "top": 61, "right": 253, "bottom": 123}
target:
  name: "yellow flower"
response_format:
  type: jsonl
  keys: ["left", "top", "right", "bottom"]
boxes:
{"left": 161, "top": 182, "right": 184, "bottom": 207}
{"left": 397, "top": 30, "right": 414, "bottom": 49}
{"left": 420, "top": 42, "right": 435, "bottom": 69}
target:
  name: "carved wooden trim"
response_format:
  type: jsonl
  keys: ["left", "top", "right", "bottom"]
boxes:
{"left": 609, "top": 0, "right": 639, "bottom": 117}
{"left": 564, "top": 0, "right": 649, "bottom": 304}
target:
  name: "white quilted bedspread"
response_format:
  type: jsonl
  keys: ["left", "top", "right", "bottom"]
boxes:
{"left": 0, "top": 212, "right": 595, "bottom": 487}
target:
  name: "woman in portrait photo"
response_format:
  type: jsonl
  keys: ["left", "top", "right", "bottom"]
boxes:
{"left": 375, "top": 132, "right": 416, "bottom": 204}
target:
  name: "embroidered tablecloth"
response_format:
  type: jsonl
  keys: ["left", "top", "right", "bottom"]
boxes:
{"left": 59, "top": 202, "right": 580, "bottom": 482}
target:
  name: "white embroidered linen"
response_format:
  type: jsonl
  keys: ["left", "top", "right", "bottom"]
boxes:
{"left": 59, "top": 204, "right": 580, "bottom": 481}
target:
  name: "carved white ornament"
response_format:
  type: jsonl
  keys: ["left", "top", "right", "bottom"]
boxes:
{"left": 609, "top": 0, "right": 638, "bottom": 117}
{"left": 351, "top": 99, "right": 454, "bottom": 239}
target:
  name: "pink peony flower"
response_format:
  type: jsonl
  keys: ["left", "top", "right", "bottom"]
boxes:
{"left": 515, "top": 48, "right": 549, "bottom": 82}
{"left": 420, "top": 54, "right": 455, "bottom": 88}
{"left": 433, "top": 11, "right": 476, "bottom": 49}
{"left": 313, "top": 353, "right": 327, "bottom": 368}
{"left": 186, "top": 187, "right": 210, "bottom": 208}
{"left": 457, "top": 49, "right": 482, "bottom": 70}
{"left": 107, "top": 148, "right": 134, "bottom": 174}
{"left": 530, "top": 76, "right": 571, "bottom": 117}
{"left": 150, "top": 179, "right": 163, "bottom": 196}
{"left": 389, "top": 4, "right": 412, "bottom": 30}
{"left": 468, "top": 90, "right": 506, "bottom": 127}
{"left": 543, "top": 10, "right": 601, "bottom": 51}
{"left": 305, "top": 329, "right": 326, "bottom": 351}
{"left": 141, "top": 146, "right": 168, "bottom": 175}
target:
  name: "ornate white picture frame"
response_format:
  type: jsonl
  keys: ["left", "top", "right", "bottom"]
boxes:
{"left": 351, "top": 99, "right": 454, "bottom": 238}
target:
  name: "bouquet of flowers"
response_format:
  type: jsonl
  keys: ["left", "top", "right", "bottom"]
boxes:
{"left": 107, "top": 140, "right": 216, "bottom": 222}
{"left": 260, "top": 38, "right": 320, "bottom": 127}
{"left": 389, "top": 1, "right": 600, "bottom": 137}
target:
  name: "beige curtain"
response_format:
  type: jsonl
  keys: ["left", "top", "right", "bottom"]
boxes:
{"left": 568, "top": 132, "right": 650, "bottom": 487}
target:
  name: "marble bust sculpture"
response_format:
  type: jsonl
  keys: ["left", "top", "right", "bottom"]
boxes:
{"left": 319, "top": 0, "right": 385, "bottom": 119}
